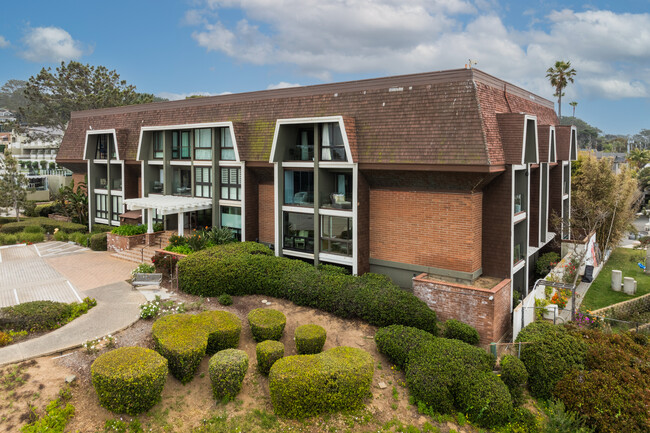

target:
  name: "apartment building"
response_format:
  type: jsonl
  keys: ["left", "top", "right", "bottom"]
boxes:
{"left": 57, "top": 68, "right": 577, "bottom": 341}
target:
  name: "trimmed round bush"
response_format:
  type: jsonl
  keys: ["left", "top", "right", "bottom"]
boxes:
{"left": 516, "top": 322, "right": 587, "bottom": 399}
{"left": 152, "top": 311, "right": 242, "bottom": 383}
{"left": 218, "top": 293, "right": 233, "bottom": 306}
{"left": 405, "top": 338, "right": 496, "bottom": 414}
{"left": 454, "top": 369, "right": 513, "bottom": 428}
{"left": 248, "top": 308, "right": 286, "bottom": 342}
{"left": 90, "top": 232, "right": 108, "bottom": 251}
{"left": 208, "top": 349, "right": 248, "bottom": 401}
{"left": 500, "top": 355, "right": 528, "bottom": 406}
{"left": 256, "top": 340, "right": 284, "bottom": 375}
{"left": 295, "top": 324, "right": 326, "bottom": 355}
{"left": 375, "top": 325, "right": 437, "bottom": 369}
{"left": 269, "top": 346, "right": 374, "bottom": 418}
{"left": 91, "top": 347, "right": 168, "bottom": 415}
{"left": 53, "top": 230, "right": 68, "bottom": 241}
{"left": 444, "top": 319, "right": 480, "bottom": 345}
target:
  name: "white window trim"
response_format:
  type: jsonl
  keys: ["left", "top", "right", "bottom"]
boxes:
{"left": 169, "top": 160, "right": 192, "bottom": 166}
{"left": 319, "top": 253, "right": 354, "bottom": 266}
{"left": 283, "top": 162, "right": 315, "bottom": 169}
{"left": 219, "top": 200, "right": 242, "bottom": 207}
{"left": 319, "top": 208, "right": 353, "bottom": 217}
{"left": 84, "top": 129, "right": 120, "bottom": 161}
{"left": 547, "top": 126, "right": 557, "bottom": 163}
{"left": 282, "top": 205, "right": 315, "bottom": 214}
{"left": 193, "top": 160, "right": 212, "bottom": 167}
{"left": 92, "top": 159, "right": 108, "bottom": 165}
{"left": 147, "top": 160, "right": 164, "bottom": 166}
{"left": 94, "top": 218, "right": 109, "bottom": 224}
{"left": 269, "top": 116, "right": 353, "bottom": 164}
{"left": 283, "top": 250, "right": 314, "bottom": 260}
{"left": 521, "top": 115, "right": 539, "bottom": 165}
{"left": 137, "top": 121, "right": 240, "bottom": 162}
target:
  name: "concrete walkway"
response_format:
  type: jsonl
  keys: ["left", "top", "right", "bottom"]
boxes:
{"left": 0, "top": 281, "right": 144, "bottom": 366}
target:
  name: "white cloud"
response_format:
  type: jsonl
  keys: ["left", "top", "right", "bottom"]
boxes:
{"left": 267, "top": 82, "right": 302, "bottom": 90}
{"left": 0, "top": 36, "right": 9, "bottom": 48}
{"left": 20, "top": 27, "right": 86, "bottom": 62}
{"left": 189, "top": 2, "right": 650, "bottom": 101}
{"left": 157, "top": 91, "right": 231, "bottom": 101}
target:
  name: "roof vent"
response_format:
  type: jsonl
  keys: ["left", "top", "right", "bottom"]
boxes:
{"left": 389, "top": 87, "right": 404, "bottom": 92}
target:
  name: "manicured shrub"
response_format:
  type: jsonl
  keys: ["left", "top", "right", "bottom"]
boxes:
{"left": 23, "top": 225, "right": 44, "bottom": 234}
{"left": 53, "top": 231, "right": 68, "bottom": 242}
{"left": 90, "top": 232, "right": 108, "bottom": 251}
{"left": 131, "top": 262, "right": 155, "bottom": 276}
{"left": 536, "top": 252, "right": 561, "bottom": 277}
{"left": 375, "top": 325, "right": 437, "bottom": 369}
{"left": 0, "top": 233, "right": 17, "bottom": 245}
{"left": 91, "top": 347, "right": 168, "bottom": 415}
{"left": 499, "top": 354, "right": 528, "bottom": 406}
{"left": 294, "top": 324, "right": 326, "bottom": 355}
{"left": 269, "top": 346, "right": 374, "bottom": 418}
{"left": 69, "top": 232, "right": 90, "bottom": 246}
{"left": 208, "top": 349, "right": 248, "bottom": 401}
{"left": 217, "top": 294, "right": 233, "bottom": 306}
{"left": 17, "top": 231, "right": 44, "bottom": 244}
{"left": 454, "top": 369, "right": 513, "bottom": 427}
{"left": 177, "top": 242, "right": 438, "bottom": 334}
{"left": 35, "top": 203, "right": 57, "bottom": 218}
{"left": 248, "top": 309, "right": 286, "bottom": 342}
{"left": 0, "top": 217, "right": 86, "bottom": 234}
{"left": 443, "top": 319, "right": 480, "bottom": 345}
{"left": 256, "top": 340, "right": 284, "bottom": 375}
{"left": 91, "top": 224, "right": 112, "bottom": 233}
{"left": 516, "top": 322, "right": 587, "bottom": 399}
{"left": 405, "top": 338, "right": 495, "bottom": 414}
{"left": 111, "top": 224, "right": 147, "bottom": 236}
{"left": 152, "top": 311, "right": 242, "bottom": 383}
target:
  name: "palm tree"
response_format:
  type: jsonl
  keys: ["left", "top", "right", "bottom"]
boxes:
{"left": 626, "top": 148, "right": 650, "bottom": 170}
{"left": 546, "top": 61, "right": 577, "bottom": 119}
{"left": 569, "top": 101, "right": 578, "bottom": 118}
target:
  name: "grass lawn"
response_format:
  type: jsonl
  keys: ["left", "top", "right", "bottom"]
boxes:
{"left": 582, "top": 248, "right": 650, "bottom": 311}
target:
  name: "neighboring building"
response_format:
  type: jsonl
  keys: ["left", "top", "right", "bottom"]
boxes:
{"left": 593, "top": 151, "right": 627, "bottom": 174}
{"left": 57, "top": 68, "right": 577, "bottom": 343}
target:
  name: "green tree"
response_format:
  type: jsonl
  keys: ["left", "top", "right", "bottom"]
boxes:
{"left": 626, "top": 148, "right": 650, "bottom": 170}
{"left": 569, "top": 153, "right": 639, "bottom": 251}
{"left": 637, "top": 166, "right": 650, "bottom": 191}
{"left": 53, "top": 179, "right": 88, "bottom": 225}
{"left": 546, "top": 61, "right": 577, "bottom": 119}
{"left": 20, "top": 61, "right": 156, "bottom": 137}
{"left": 0, "top": 151, "right": 29, "bottom": 221}
{"left": 569, "top": 101, "right": 578, "bottom": 118}
{"left": 560, "top": 116, "right": 602, "bottom": 150}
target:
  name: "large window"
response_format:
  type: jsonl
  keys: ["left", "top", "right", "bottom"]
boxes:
{"left": 321, "top": 123, "right": 346, "bottom": 161}
{"left": 284, "top": 170, "right": 314, "bottom": 206}
{"left": 172, "top": 167, "right": 192, "bottom": 196}
{"left": 320, "top": 172, "right": 352, "bottom": 209}
{"left": 321, "top": 216, "right": 352, "bottom": 256}
{"left": 194, "top": 129, "right": 212, "bottom": 160}
{"left": 195, "top": 167, "right": 212, "bottom": 198}
{"left": 220, "top": 167, "right": 241, "bottom": 200}
{"left": 172, "top": 131, "right": 191, "bottom": 160}
{"left": 95, "top": 194, "right": 108, "bottom": 219}
{"left": 111, "top": 195, "right": 123, "bottom": 222}
{"left": 153, "top": 131, "right": 163, "bottom": 159}
{"left": 151, "top": 167, "right": 164, "bottom": 193}
{"left": 95, "top": 135, "right": 108, "bottom": 159}
{"left": 283, "top": 212, "right": 314, "bottom": 253}
{"left": 287, "top": 128, "right": 314, "bottom": 161}
{"left": 221, "top": 206, "right": 241, "bottom": 240}
{"left": 220, "top": 128, "right": 235, "bottom": 160}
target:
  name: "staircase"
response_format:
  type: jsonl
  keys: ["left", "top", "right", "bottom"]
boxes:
{"left": 111, "top": 230, "right": 175, "bottom": 264}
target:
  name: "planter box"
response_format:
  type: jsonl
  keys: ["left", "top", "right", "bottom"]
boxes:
{"left": 108, "top": 231, "right": 163, "bottom": 252}
{"left": 543, "top": 304, "right": 558, "bottom": 320}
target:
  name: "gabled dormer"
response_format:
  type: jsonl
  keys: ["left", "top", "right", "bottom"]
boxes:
{"left": 496, "top": 113, "right": 539, "bottom": 165}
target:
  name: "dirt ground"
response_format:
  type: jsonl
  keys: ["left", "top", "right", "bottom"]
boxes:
{"left": 1, "top": 293, "right": 481, "bottom": 433}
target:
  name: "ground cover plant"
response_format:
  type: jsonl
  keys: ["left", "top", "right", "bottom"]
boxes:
{"left": 582, "top": 248, "right": 650, "bottom": 310}
{"left": 0, "top": 217, "right": 86, "bottom": 234}
{"left": 164, "top": 227, "right": 236, "bottom": 254}
{"left": 177, "top": 242, "right": 438, "bottom": 334}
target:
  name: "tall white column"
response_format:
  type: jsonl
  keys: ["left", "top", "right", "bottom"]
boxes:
{"left": 147, "top": 209, "right": 154, "bottom": 234}
{"left": 178, "top": 212, "right": 184, "bottom": 236}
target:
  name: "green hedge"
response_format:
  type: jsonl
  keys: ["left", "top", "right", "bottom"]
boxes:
{"left": 516, "top": 322, "right": 587, "bottom": 399}
{"left": 90, "top": 232, "right": 108, "bottom": 251}
{"left": 500, "top": 355, "right": 528, "bottom": 406}
{"left": 0, "top": 217, "right": 86, "bottom": 234}
{"left": 152, "top": 311, "right": 242, "bottom": 383}
{"left": 443, "top": 319, "right": 480, "bottom": 345}
{"left": 269, "top": 346, "right": 374, "bottom": 418}
{"left": 405, "top": 338, "right": 496, "bottom": 415}
{"left": 53, "top": 231, "right": 68, "bottom": 242}
{"left": 0, "top": 298, "right": 96, "bottom": 332}
{"left": 208, "top": 349, "right": 248, "bottom": 401}
{"left": 295, "top": 324, "right": 326, "bottom": 355}
{"left": 256, "top": 340, "right": 284, "bottom": 375}
{"left": 111, "top": 224, "right": 147, "bottom": 236}
{"left": 16, "top": 231, "right": 44, "bottom": 244}
{"left": 177, "top": 242, "right": 438, "bottom": 334}
{"left": 454, "top": 369, "right": 513, "bottom": 427}
{"left": 0, "top": 233, "right": 17, "bottom": 245}
{"left": 91, "top": 347, "right": 168, "bottom": 415}
{"left": 247, "top": 309, "right": 286, "bottom": 342}
{"left": 374, "top": 325, "right": 437, "bottom": 369}
{"left": 23, "top": 225, "right": 44, "bottom": 234}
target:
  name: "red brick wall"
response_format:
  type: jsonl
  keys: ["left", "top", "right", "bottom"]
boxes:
{"left": 529, "top": 166, "right": 540, "bottom": 247}
{"left": 72, "top": 172, "right": 85, "bottom": 190}
{"left": 258, "top": 182, "right": 275, "bottom": 244}
{"left": 482, "top": 170, "right": 512, "bottom": 279}
{"left": 369, "top": 190, "right": 482, "bottom": 274}
{"left": 413, "top": 274, "right": 512, "bottom": 345}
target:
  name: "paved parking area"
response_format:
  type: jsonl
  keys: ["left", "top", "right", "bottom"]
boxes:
{"left": 33, "top": 241, "right": 89, "bottom": 258}
{"left": 0, "top": 243, "right": 85, "bottom": 308}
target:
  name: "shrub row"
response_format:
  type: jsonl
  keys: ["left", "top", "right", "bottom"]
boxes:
{"left": 0, "top": 298, "right": 97, "bottom": 332}
{"left": 0, "top": 217, "right": 86, "bottom": 234}
{"left": 208, "top": 349, "right": 248, "bottom": 401}
{"left": 177, "top": 242, "right": 438, "bottom": 334}
{"left": 151, "top": 311, "right": 241, "bottom": 383}
{"left": 91, "top": 347, "right": 168, "bottom": 415}
{"left": 376, "top": 325, "right": 511, "bottom": 428}
{"left": 269, "top": 346, "right": 374, "bottom": 418}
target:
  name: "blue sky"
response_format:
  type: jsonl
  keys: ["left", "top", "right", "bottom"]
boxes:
{"left": 0, "top": 0, "right": 648, "bottom": 136}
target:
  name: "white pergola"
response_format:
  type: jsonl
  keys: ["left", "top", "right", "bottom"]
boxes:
{"left": 123, "top": 196, "right": 212, "bottom": 236}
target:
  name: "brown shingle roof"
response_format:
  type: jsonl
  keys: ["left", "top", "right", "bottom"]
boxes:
{"left": 59, "top": 69, "right": 557, "bottom": 167}
{"left": 537, "top": 125, "right": 555, "bottom": 163}
{"left": 496, "top": 113, "right": 526, "bottom": 165}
